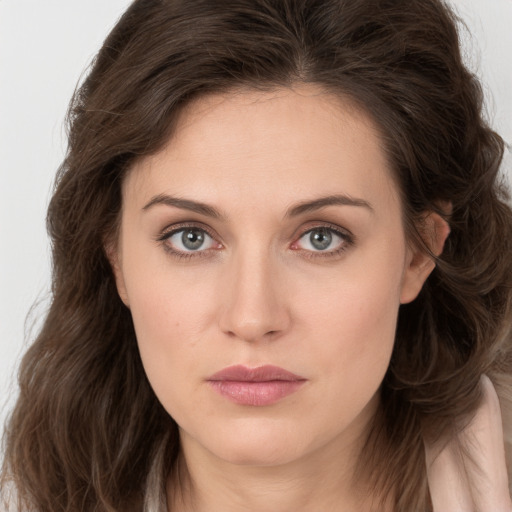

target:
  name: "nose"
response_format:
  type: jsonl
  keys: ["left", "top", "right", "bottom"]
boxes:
{"left": 218, "top": 247, "right": 291, "bottom": 343}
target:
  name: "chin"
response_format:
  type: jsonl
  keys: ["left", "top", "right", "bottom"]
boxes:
{"left": 193, "top": 418, "right": 310, "bottom": 467}
{"left": 214, "top": 441, "right": 303, "bottom": 467}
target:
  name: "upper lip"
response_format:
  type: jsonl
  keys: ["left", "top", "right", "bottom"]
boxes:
{"left": 207, "top": 365, "right": 306, "bottom": 382}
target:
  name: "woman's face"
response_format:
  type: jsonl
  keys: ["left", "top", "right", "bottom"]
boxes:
{"left": 112, "top": 86, "right": 432, "bottom": 468}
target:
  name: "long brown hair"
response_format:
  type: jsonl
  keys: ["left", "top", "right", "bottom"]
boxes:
{"left": 2, "top": 0, "right": 512, "bottom": 510}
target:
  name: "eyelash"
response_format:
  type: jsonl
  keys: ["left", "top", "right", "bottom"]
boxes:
{"left": 156, "top": 222, "right": 355, "bottom": 261}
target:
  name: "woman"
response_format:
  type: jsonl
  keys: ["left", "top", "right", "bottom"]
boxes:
{"left": 2, "top": 0, "right": 512, "bottom": 510}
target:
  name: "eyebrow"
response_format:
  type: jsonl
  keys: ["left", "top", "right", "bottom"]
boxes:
{"left": 142, "top": 193, "right": 374, "bottom": 218}
{"left": 142, "top": 194, "right": 224, "bottom": 219}
{"left": 285, "top": 194, "right": 374, "bottom": 217}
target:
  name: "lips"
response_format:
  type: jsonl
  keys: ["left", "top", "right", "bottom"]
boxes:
{"left": 207, "top": 365, "right": 307, "bottom": 406}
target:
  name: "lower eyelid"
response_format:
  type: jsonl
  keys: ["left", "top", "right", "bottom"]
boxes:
{"left": 298, "top": 245, "right": 350, "bottom": 260}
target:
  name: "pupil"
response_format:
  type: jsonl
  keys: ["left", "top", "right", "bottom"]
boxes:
{"left": 182, "top": 229, "right": 205, "bottom": 250}
{"left": 310, "top": 229, "right": 332, "bottom": 250}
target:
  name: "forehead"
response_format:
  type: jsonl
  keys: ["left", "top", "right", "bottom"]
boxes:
{"left": 124, "top": 85, "right": 400, "bottom": 216}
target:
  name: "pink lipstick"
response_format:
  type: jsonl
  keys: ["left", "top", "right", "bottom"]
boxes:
{"left": 207, "top": 365, "right": 306, "bottom": 406}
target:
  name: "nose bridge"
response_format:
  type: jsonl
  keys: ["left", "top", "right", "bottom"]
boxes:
{"left": 219, "top": 241, "right": 289, "bottom": 342}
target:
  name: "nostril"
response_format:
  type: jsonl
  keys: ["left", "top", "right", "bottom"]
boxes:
{"left": 224, "top": 328, "right": 281, "bottom": 343}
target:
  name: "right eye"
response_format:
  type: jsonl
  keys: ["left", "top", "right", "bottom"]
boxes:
{"left": 295, "top": 227, "right": 347, "bottom": 253}
{"left": 160, "top": 226, "right": 222, "bottom": 256}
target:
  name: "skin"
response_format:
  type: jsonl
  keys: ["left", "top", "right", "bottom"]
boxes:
{"left": 110, "top": 85, "right": 470, "bottom": 511}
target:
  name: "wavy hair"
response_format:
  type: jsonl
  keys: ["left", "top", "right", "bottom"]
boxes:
{"left": 2, "top": 0, "right": 512, "bottom": 510}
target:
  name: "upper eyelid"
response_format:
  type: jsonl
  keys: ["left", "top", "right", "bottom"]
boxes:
{"left": 158, "top": 222, "right": 219, "bottom": 241}
{"left": 295, "top": 222, "right": 354, "bottom": 240}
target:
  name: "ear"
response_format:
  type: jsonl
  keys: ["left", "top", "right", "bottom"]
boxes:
{"left": 104, "top": 239, "right": 130, "bottom": 307}
{"left": 400, "top": 210, "right": 451, "bottom": 304}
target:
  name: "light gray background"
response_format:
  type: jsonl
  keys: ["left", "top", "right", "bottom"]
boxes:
{"left": 1, "top": 0, "right": 511, "bottom": 429}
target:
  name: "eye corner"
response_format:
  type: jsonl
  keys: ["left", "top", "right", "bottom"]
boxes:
{"left": 289, "top": 240, "right": 301, "bottom": 251}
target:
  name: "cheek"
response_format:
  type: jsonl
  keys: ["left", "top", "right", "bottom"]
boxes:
{"left": 308, "top": 282, "right": 398, "bottom": 372}
{"left": 127, "top": 284, "right": 212, "bottom": 424}
{"left": 127, "top": 272, "right": 215, "bottom": 368}
{"left": 294, "top": 249, "right": 404, "bottom": 398}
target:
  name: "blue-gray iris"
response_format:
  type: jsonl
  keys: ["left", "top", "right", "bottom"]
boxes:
{"left": 310, "top": 229, "right": 332, "bottom": 250}
{"left": 182, "top": 229, "right": 205, "bottom": 250}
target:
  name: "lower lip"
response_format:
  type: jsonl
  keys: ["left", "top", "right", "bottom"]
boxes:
{"left": 208, "top": 380, "right": 305, "bottom": 406}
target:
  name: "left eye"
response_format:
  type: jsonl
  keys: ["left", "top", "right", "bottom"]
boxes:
{"left": 295, "top": 227, "right": 347, "bottom": 252}
{"left": 165, "top": 228, "right": 217, "bottom": 252}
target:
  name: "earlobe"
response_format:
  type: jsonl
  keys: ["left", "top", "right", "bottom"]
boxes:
{"left": 104, "top": 241, "right": 130, "bottom": 307}
{"left": 400, "top": 211, "right": 451, "bottom": 304}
